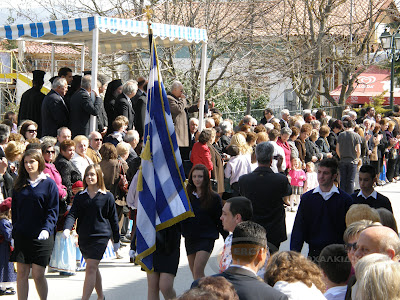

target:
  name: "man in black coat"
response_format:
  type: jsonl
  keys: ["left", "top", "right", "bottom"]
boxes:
{"left": 69, "top": 75, "right": 102, "bottom": 138}
{"left": 115, "top": 80, "right": 138, "bottom": 130}
{"left": 41, "top": 77, "right": 69, "bottom": 137}
{"left": 18, "top": 70, "right": 46, "bottom": 135}
{"left": 239, "top": 141, "right": 292, "bottom": 249}
{"left": 131, "top": 77, "right": 147, "bottom": 139}
{"left": 192, "top": 221, "right": 288, "bottom": 300}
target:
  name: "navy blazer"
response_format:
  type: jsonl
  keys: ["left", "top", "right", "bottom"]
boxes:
{"left": 115, "top": 93, "right": 135, "bottom": 130}
{"left": 69, "top": 88, "right": 101, "bottom": 138}
{"left": 41, "top": 89, "right": 69, "bottom": 137}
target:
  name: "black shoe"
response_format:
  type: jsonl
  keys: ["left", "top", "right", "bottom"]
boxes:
{"left": 120, "top": 236, "right": 131, "bottom": 243}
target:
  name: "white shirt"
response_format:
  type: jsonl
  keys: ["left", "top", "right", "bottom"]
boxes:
{"left": 270, "top": 141, "right": 286, "bottom": 173}
{"left": 305, "top": 172, "right": 318, "bottom": 192}
{"left": 357, "top": 190, "right": 377, "bottom": 199}
{"left": 273, "top": 281, "right": 326, "bottom": 300}
{"left": 313, "top": 184, "right": 340, "bottom": 201}
{"left": 224, "top": 154, "right": 252, "bottom": 185}
{"left": 28, "top": 172, "right": 48, "bottom": 188}
{"left": 324, "top": 285, "right": 347, "bottom": 300}
{"left": 81, "top": 188, "right": 107, "bottom": 195}
{"left": 71, "top": 153, "right": 93, "bottom": 178}
{"left": 229, "top": 264, "right": 257, "bottom": 276}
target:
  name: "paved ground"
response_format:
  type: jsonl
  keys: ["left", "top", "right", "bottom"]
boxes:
{"left": 6, "top": 182, "right": 400, "bottom": 300}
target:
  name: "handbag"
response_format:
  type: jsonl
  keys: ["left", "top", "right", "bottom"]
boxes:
{"left": 118, "top": 159, "right": 129, "bottom": 194}
{"left": 114, "top": 159, "right": 128, "bottom": 207}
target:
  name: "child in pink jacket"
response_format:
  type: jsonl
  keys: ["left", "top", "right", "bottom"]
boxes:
{"left": 288, "top": 158, "right": 306, "bottom": 212}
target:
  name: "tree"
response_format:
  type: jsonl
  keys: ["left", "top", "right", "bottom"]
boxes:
{"left": 259, "top": 0, "right": 398, "bottom": 112}
{"left": 5, "top": 0, "right": 272, "bottom": 113}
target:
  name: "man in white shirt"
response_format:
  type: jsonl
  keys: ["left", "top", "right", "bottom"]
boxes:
{"left": 291, "top": 158, "right": 353, "bottom": 260}
{"left": 268, "top": 129, "right": 286, "bottom": 173}
{"left": 219, "top": 197, "right": 253, "bottom": 272}
{"left": 319, "top": 244, "right": 351, "bottom": 300}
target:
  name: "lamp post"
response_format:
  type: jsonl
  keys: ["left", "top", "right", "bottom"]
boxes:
{"left": 380, "top": 29, "right": 400, "bottom": 110}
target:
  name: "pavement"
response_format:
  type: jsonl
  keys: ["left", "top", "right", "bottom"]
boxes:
{"left": 5, "top": 181, "right": 400, "bottom": 300}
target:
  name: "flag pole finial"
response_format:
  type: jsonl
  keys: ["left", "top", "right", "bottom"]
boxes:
{"left": 143, "top": 5, "right": 153, "bottom": 27}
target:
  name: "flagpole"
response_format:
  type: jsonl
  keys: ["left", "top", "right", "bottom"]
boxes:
{"left": 145, "top": 6, "right": 153, "bottom": 48}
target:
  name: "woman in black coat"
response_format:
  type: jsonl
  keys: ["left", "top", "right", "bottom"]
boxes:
{"left": 54, "top": 140, "right": 82, "bottom": 207}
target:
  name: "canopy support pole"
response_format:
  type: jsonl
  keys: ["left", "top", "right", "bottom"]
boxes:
{"left": 81, "top": 44, "right": 85, "bottom": 75}
{"left": 198, "top": 42, "right": 207, "bottom": 132}
{"left": 50, "top": 43, "right": 55, "bottom": 77}
{"left": 89, "top": 27, "right": 99, "bottom": 133}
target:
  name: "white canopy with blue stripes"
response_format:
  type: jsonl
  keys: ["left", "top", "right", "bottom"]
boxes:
{"left": 0, "top": 16, "right": 208, "bottom": 53}
{"left": 0, "top": 15, "right": 208, "bottom": 133}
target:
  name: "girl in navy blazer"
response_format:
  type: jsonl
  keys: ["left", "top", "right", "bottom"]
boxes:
{"left": 11, "top": 149, "right": 59, "bottom": 300}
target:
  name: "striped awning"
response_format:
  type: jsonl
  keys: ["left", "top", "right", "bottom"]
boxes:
{"left": 0, "top": 16, "right": 208, "bottom": 53}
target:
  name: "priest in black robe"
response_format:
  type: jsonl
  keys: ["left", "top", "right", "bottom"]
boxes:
{"left": 18, "top": 70, "right": 46, "bottom": 136}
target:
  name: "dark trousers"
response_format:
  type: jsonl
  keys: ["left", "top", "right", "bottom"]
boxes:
{"left": 387, "top": 158, "right": 397, "bottom": 182}
{"left": 339, "top": 162, "right": 357, "bottom": 194}
{"left": 371, "top": 159, "right": 381, "bottom": 176}
{"left": 395, "top": 157, "right": 400, "bottom": 178}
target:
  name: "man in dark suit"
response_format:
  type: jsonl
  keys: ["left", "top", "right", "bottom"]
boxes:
{"left": 69, "top": 75, "right": 102, "bottom": 138}
{"left": 239, "top": 142, "right": 292, "bottom": 249}
{"left": 41, "top": 77, "right": 69, "bottom": 137}
{"left": 18, "top": 70, "right": 46, "bottom": 135}
{"left": 131, "top": 77, "right": 147, "bottom": 139}
{"left": 115, "top": 80, "right": 138, "bottom": 131}
{"left": 192, "top": 221, "right": 288, "bottom": 300}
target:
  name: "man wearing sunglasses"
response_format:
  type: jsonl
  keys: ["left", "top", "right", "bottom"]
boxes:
{"left": 344, "top": 225, "right": 400, "bottom": 300}
{"left": 87, "top": 131, "right": 103, "bottom": 164}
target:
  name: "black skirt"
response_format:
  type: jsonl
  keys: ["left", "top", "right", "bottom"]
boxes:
{"left": 78, "top": 237, "right": 109, "bottom": 261}
{"left": 184, "top": 237, "right": 215, "bottom": 256}
{"left": 11, "top": 233, "right": 55, "bottom": 267}
{"left": 152, "top": 225, "right": 181, "bottom": 276}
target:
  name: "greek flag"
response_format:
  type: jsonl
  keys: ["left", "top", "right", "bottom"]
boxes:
{"left": 135, "top": 37, "right": 194, "bottom": 272}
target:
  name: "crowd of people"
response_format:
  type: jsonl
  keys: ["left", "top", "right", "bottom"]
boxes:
{"left": 0, "top": 66, "right": 399, "bottom": 300}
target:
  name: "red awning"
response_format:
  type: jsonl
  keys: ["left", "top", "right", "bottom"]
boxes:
{"left": 330, "top": 66, "right": 400, "bottom": 105}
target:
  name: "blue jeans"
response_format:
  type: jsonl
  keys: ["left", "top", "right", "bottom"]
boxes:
{"left": 339, "top": 162, "right": 357, "bottom": 194}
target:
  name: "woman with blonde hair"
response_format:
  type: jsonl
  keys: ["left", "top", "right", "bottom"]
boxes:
{"left": 4, "top": 141, "right": 26, "bottom": 178}
{"left": 264, "top": 251, "right": 326, "bottom": 300}
{"left": 71, "top": 135, "right": 93, "bottom": 178}
{"left": 355, "top": 253, "right": 400, "bottom": 300}
{"left": 64, "top": 164, "right": 120, "bottom": 300}
{"left": 345, "top": 204, "right": 381, "bottom": 227}
{"left": 224, "top": 133, "right": 252, "bottom": 196}
{"left": 230, "top": 133, "right": 252, "bottom": 155}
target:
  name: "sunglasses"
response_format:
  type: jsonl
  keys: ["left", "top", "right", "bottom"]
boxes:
{"left": 27, "top": 129, "right": 37, "bottom": 133}
{"left": 345, "top": 242, "right": 357, "bottom": 252}
{"left": 94, "top": 138, "right": 103, "bottom": 141}
{"left": 46, "top": 150, "right": 55, "bottom": 154}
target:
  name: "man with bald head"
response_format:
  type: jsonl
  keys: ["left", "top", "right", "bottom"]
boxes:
{"left": 132, "top": 76, "right": 148, "bottom": 139}
{"left": 344, "top": 225, "right": 400, "bottom": 300}
{"left": 354, "top": 225, "right": 400, "bottom": 262}
{"left": 87, "top": 131, "right": 103, "bottom": 164}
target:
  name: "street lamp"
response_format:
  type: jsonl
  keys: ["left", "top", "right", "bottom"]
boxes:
{"left": 380, "top": 28, "right": 400, "bottom": 110}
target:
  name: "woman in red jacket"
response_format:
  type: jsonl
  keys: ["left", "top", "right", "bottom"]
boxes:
{"left": 190, "top": 130, "right": 213, "bottom": 178}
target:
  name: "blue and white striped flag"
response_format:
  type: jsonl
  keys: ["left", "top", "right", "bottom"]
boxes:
{"left": 135, "top": 36, "right": 194, "bottom": 272}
